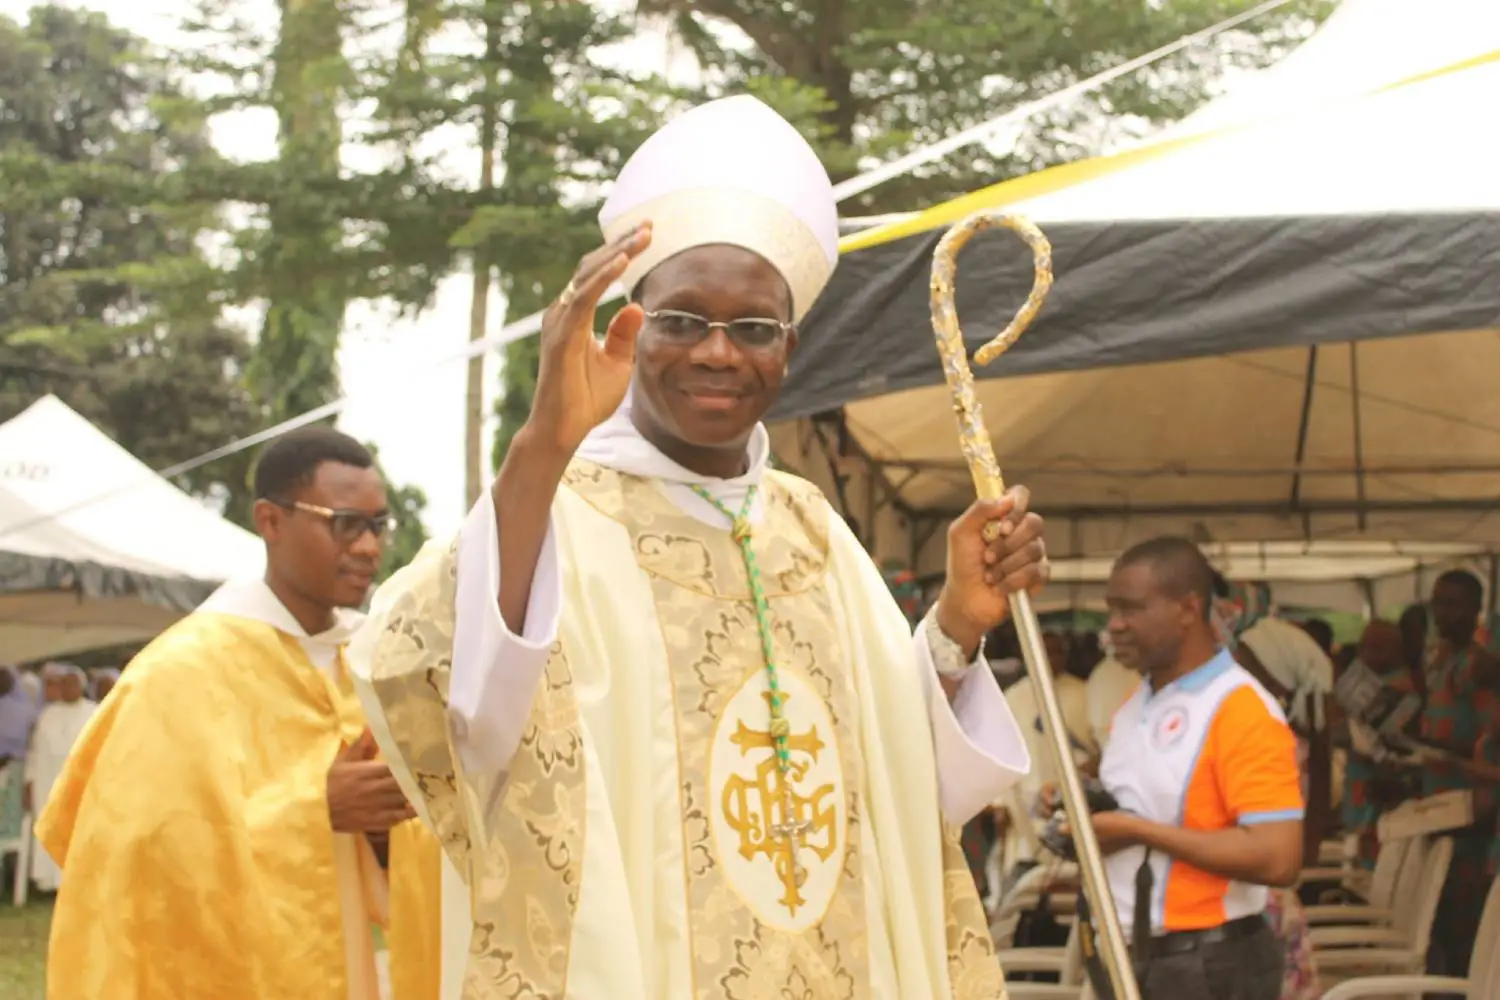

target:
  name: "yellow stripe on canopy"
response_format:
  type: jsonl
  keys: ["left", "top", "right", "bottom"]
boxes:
{"left": 839, "top": 47, "right": 1500, "bottom": 256}
{"left": 837, "top": 133, "right": 1207, "bottom": 253}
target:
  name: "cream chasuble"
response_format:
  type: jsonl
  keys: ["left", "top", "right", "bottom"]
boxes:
{"left": 351, "top": 439, "right": 1030, "bottom": 999}
{"left": 37, "top": 580, "right": 439, "bottom": 1000}
{"left": 351, "top": 93, "right": 1029, "bottom": 1000}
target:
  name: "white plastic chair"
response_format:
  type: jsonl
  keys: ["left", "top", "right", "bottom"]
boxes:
{"left": 1300, "top": 834, "right": 1414, "bottom": 926}
{"left": 1312, "top": 836, "right": 1453, "bottom": 986}
{"left": 0, "top": 761, "right": 32, "bottom": 906}
{"left": 989, "top": 860, "right": 1078, "bottom": 949}
{"left": 1322, "top": 870, "right": 1500, "bottom": 1000}
{"left": 995, "top": 918, "right": 1085, "bottom": 989}
{"left": 1315, "top": 833, "right": 1359, "bottom": 871}
{"left": 1308, "top": 836, "right": 1429, "bottom": 946}
{"left": 11, "top": 812, "right": 31, "bottom": 906}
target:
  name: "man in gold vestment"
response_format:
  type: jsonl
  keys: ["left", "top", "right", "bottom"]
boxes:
{"left": 352, "top": 96, "right": 1049, "bottom": 999}
{"left": 37, "top": 428, "right": 441, "bottom": 1000}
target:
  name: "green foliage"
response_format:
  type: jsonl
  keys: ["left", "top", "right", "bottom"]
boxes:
{"left": 477, "top": 0, "right": 1329, "bottom": 462}
{"left": 359, "top": 0, "right": 674, "bottom": 468}
{"left": 178, "top": 0, "right": 440, "bottom": 519}
{"left": 382, "top": 477, "right": 430, "bottom": 581}
{"left": 647, "top": 0, "right": 1332, "bottom": 211}
{"left": 493, "top": 334, "right": 540, "bottom": 467}
{"left": 1, "top": 0, "right": 1334, "bottom": 551}
{"left": 0, "top": 6, "right": 260, "bottom": 503}
{"left": 239, "top": 0, "right": 352, "bottom": 424}
{"left": 365, "top": 442, "right": 430, "bottom": 581}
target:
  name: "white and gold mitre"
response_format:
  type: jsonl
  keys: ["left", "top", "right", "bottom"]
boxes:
{"left": 598, "top": 95, "right": 840, "bottom": 322}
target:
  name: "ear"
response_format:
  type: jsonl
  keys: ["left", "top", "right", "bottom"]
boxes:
{"left": 251, "top": 498, "right": 281, "bottom": 542}
{"left": 1184, "top": 593, "right": 1206, "bottom": 627}
{"left": 784, "top": 327, "right": 799, "bottom": 358}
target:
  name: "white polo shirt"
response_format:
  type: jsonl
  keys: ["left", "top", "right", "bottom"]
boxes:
{"left": 1099, "top": 649, "right": 1303, "bottom": 934}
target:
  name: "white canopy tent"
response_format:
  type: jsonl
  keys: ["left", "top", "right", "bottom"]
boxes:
{"left": 0, "top": 396, "right": 263, "bottom": 662}
{"left": 771, "top": 0, "right": 1500, "bottom": 611}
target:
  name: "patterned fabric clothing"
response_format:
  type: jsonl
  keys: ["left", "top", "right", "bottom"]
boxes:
{"left": 880, "top": 561, "right": 923, "bottom": 625}
{"left": 1221, "top": 581, "right": 1272, "bottom": 643}
{"left": 1482, "top": 735, "right": 1500, "bottom": 879}
{"left": 1263, "top": 889, "right": 1320, "bottom": 1000}
{"left": 1419, "top": 641, "right": 1500, "bottom": 980}
{"left": 358, "top": 461, "right": 1013, "bottom": 1000}
{"left": 1341, "top": 668, "right": 1424, "bottom": 867}
{"left": 1419, "top": 642, "right": 1500, "bottom": 813}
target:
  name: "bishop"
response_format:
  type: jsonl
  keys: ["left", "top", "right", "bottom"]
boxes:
{"left": 351, "top": 95, "right": 1044, "bottom": 1000}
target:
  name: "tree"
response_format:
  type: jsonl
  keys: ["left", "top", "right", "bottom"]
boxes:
{"left": 642, "top": 0, "right": 1331, "bottom": 210}
{"left": 0, "top": 6, "right": 260, "bottom": 499}
{"left": 366, "top": 442, "right": 429, "bottom": 581}
{"left": 472, "top": 1, "right": 662, "bottom": 471}
{"left": 478, "top": 1, "right": 1329, "bottom": 464}
{"left": 363, "top": 0, "right": 671, "bottom": 473}
{"left": 246, "top": 0, "right": 354, "bottom": 426}
{"left": 382, "top": 477, "right": 429, "bottom": 580}
{"left": 178, "top": 0, "right": 457, "bottom": 522}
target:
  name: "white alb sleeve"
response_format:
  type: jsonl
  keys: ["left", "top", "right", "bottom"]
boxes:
{"left": 446, "top": 487, "right": 562, "bottom": 780}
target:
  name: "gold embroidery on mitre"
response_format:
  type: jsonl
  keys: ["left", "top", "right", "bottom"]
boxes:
{"left": 714, "top": 678, "right": 846, "bottom": 930}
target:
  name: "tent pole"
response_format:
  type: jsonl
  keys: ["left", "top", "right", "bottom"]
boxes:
{"left": 1290, "top": 346, "right": 1319, "bottom": 538}
{"left": 1349, "top": 343, "right": 1369, "bottom": 532}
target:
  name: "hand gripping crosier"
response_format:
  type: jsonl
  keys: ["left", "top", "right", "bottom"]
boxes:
{"left": 931, "top": 210, "right": 1142, "bottom": 1000}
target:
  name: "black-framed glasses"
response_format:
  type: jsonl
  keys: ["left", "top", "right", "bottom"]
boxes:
{"left": 277, "top": 500, "right": 396, "bottom": 545}
{"left": 642, "top": 308, "right": 792, "bottom": 351}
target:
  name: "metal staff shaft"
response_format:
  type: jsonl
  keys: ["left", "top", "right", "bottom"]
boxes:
{"left": 930, "top": 211, "right": 1141, "bottom": 1000}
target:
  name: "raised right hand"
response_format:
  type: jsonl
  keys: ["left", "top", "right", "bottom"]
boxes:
{"left": 526, "top": 223, "right": 655, "bottom": 455}
{"left": 326, "top": 729, "right": 417, "bottom": 834}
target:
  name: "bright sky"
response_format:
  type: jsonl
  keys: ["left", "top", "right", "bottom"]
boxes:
{"left": 4, "top": 0, "right": 696, "bottom": 537}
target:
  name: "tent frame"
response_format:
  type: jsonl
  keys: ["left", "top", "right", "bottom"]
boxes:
{"left": 783, "top": 403, "right": 1500, "bottom": 572}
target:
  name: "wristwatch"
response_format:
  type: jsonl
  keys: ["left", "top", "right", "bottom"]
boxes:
{"left": 923, "top": 607, "right": 979, "bottom": 680}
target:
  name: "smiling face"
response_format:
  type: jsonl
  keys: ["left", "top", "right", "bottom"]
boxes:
{"left": 254, "top": 460, "right": 388, "bottom": 611}
{"left": 629, "top": 245, "right": 797, "bottom": 472}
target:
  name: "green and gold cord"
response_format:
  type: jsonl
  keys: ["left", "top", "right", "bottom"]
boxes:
{"left": 687, "top": 483, "right": 794, "bottom": 774}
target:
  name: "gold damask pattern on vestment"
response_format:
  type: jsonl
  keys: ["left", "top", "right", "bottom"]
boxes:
{"left": 566, "top": 464, "right": 1004, "bottom": 1000}
{"left": 366, "top": 537, "right": 586, "bottom": 1000}
{"left": 369, "top": 460, "right": 1005, "bottom": 999}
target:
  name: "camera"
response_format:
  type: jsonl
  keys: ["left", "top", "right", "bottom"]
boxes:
{"left": 1039, "top": 780, "right": 1120, "bottom": 861}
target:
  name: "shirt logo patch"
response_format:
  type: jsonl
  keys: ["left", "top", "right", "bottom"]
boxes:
{"left": 1153, "top": 706, "right": 1191, "bottom": 750}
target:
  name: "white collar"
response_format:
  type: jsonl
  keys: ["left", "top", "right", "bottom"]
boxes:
{"left": 572, "top": 389, "right": 770, "bottom": 489}
{"left": 199, "top": 578, "right": 364, "bottom": 649}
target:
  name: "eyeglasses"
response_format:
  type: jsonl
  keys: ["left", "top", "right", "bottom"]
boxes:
{"left": 642, "top": 309, "right": 792, "bottom": 352}
{"left": 277, "top": 500, "right": 396, "bottom": 546}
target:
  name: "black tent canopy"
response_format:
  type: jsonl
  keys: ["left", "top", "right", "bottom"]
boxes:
{"left": 767, "top": 25, "right": 1500, "bottom": 591}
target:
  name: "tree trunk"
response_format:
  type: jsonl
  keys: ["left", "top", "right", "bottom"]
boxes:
{"left": 464, "top": 19, "right": 502, "bottom": 510}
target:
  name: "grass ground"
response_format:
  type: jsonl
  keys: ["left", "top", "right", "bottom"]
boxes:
{"left": 0, "top": 899, "right": 49, "bottom": 1000}
{"left": 0, "top": 901, "right": 391, "bottom": 1000}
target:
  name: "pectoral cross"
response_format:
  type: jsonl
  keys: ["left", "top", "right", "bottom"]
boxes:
{"left": 770, "top": 789, "right": 814, "bottom": 882}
